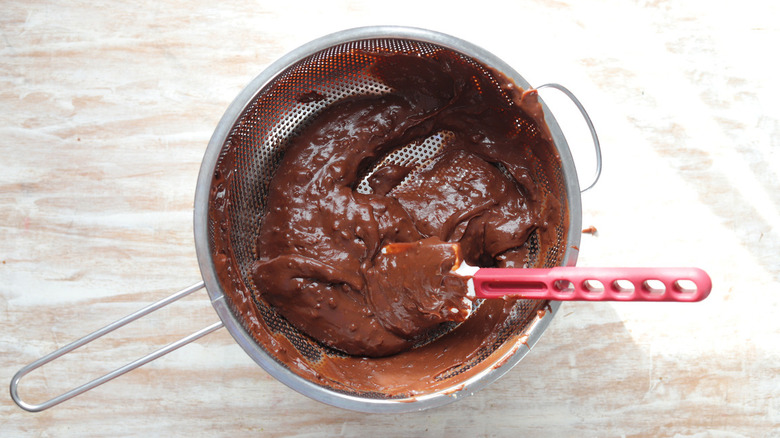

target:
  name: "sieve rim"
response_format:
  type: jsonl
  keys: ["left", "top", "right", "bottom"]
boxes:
{"left": 193, "top": 26, "right": 582, "bottom": 413}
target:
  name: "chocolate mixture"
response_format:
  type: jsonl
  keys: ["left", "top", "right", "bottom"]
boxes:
{"left": 250, "top": 52, "right": 557, "bottom": 357}
{"left": 210, "top": 47, "right": 565, "bottom": 395}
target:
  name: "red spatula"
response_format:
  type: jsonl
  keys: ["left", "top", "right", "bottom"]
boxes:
{"left": 382, "top": 240, "right": 712, "bottom": 302}
{"left": 456, "top": 264, "right": 711, "bottom": 302}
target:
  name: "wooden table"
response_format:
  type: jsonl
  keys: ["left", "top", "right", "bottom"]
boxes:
{"left": 2, "top": 1, "right": 778, "bottom": 436}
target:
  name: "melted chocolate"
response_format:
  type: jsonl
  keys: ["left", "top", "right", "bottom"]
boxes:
{"left": 210, "top": 48, "right": 564, "bottom": 395}
{"left": 249, "top": 52, "right": 556, "bottom": 357}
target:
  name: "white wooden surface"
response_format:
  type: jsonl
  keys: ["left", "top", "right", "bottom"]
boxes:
{"left": 2, "top": 1, "right": 778, "bottom": 436}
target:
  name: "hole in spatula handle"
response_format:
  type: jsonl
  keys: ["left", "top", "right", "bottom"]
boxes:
{"left": 583, "top": 279, "right": 605, "bottom": 293}
{"left": 674, "top": 279, "right": 698, "bottom": 294}
{"left": 642, "top": 279, "right": 666, "bottom": 295}
{"left": 612, "top": 279, "right": 636, "bottom": 294}
{"left": 553, "top": 280, "right": 575, "bottom": 294}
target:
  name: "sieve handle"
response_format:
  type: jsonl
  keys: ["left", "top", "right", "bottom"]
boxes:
{"left": 536, "top": 83, "right": 602, "bottom": 192}
{"left": 472, "top": 267, "right": 711, "bottom": 302}
{"left": 10, "top": 281, "right": 224, "bottom": 412}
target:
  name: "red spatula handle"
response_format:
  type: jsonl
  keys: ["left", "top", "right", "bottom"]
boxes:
{"left": 472, "top": 267, "right": 711, "bottom": 302}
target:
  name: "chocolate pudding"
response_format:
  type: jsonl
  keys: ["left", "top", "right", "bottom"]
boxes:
{"left": 210, "top": 47, "right": 565, "bottom": 396}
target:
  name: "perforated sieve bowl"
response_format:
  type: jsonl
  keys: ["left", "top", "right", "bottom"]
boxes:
{"left": 193, "top": 26, "right": 593, "bottom": 413}
{"left": 11, "top": 26, "right": 598, "bottom": 414}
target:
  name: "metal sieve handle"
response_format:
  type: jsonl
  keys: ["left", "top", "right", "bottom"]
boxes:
{"left": 10, "top": 282, "right": 224, "bottom": 412}
{"left": 536, "top": 83, "right": 602, "bottom": 192}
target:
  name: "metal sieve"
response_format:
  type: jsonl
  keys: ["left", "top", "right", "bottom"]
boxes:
{"left": 11, "top": 26, "right": 600, "bottom": 413}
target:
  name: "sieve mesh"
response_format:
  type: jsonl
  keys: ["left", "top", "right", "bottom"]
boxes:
{"left": 208, "top": 36, "right": 569, "bottom": 402}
